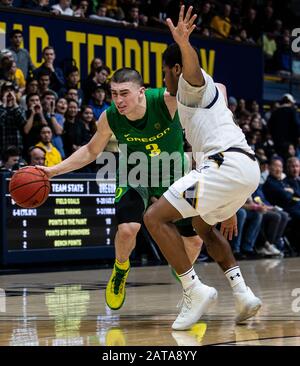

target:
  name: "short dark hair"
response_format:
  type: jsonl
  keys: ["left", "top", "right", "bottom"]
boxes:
{"left": 95, "top": 65, "right": 111, "bottom": 75}
{"left": 111, "top": 67, "right": 143, "bottom": 86}
{"left": 270, "top": 156, "right": 284, "bottom": 165}
{"left": 41, "top": 90, "right": 57, "bottom": 100}
{"left": 9, "top": 29, "right": 23, "bottom": 38}
{"left": 2, "top": 146, "right": 20, "bottom": 162}
{"left": 162, "top": 43, "right": 200, "bottom": 68}
{"left": 26, "top": 92, "right": 40, "bottom": 105}
{"left": 39, "top": 125, "right": 52, "bottom": 134}
{"left": 37, "top": 69, "right": 51, "bottom": 78}
{"left": 42, "top": 46, "right": 55, "bottom": 56}
{"left": 65, "top": 66, "right": 79, "bottom": 77}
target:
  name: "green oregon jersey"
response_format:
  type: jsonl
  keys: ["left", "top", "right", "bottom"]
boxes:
{"left": 106, "top": 88, "right": 185, "bottom": 201}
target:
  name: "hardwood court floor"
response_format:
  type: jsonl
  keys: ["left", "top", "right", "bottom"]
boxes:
{"left": 0, "top": 258, "right": 300, "bottom": 346}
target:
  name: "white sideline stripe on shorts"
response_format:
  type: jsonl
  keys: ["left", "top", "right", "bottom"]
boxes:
{"left": 164, "top": 189, "right": 198, "bottom": 219}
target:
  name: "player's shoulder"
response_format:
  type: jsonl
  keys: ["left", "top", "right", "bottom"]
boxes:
{"left": 145, "top": 87, "right": 165, "bottom": 98}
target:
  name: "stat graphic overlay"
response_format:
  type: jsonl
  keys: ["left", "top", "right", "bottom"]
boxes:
{"left": 0, "top": 174, "right": 117, "bottom": 264}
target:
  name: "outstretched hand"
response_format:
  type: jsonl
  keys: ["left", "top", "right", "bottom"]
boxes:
{"left": 166, "top": 5, "right": 197, "bottom": 45}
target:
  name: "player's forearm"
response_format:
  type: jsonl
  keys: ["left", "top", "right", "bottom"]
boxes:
{"left": 50, "top": 145, "right": 98, "bottom": 177}
{"left": 179, "top": 42, "right": 204, "bottom": 87}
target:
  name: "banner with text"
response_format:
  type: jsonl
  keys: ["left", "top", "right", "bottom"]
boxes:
{"left": 0, "top": 9, "right": 263, "bottom": 101}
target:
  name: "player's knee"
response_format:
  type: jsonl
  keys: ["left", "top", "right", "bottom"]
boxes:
{"left": 117, "top": 223, "right": 140, "bottom": 242}
{"left": 143, "top": 206, "right": 158, "bottom": 232}
{"left": 183, "top": 236, "right": 203, "bottom": 250}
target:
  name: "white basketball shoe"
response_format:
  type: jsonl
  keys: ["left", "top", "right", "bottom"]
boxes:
{"left": 172, "top": 282, "right": 218, "bottom": 331}
{"left": 234, "top": 286, "right": 262, "bottom": 324}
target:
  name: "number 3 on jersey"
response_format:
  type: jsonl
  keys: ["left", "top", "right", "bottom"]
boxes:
{"left": 146, "top": 143, "right": 161, "bottom": 157}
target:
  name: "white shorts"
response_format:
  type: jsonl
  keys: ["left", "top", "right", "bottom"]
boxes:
{"left": 164, "top": 152, "right": 260, "bottom": 225}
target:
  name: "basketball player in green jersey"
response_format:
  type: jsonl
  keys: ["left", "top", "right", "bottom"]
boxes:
{"left": 105, "top": 68, "right": 203, "bottom": 310}
{"left": 38, "top": 67, "right": 203, "bottom": 311}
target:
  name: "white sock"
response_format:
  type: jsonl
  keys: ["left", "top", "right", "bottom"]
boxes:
{"left": 224, "top": 266, "right": 247, "bottom": 293}
{"left": 178, "top": 267, "right": 201, "bottom": 291}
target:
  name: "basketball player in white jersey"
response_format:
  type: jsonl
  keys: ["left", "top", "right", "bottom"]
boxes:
{"left": 144, "top": 5, "right": 262, "bottom": 331}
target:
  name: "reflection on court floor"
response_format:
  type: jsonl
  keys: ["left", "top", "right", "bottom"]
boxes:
{"left": 0, "top": 258, "right": 300, "bottom": 346}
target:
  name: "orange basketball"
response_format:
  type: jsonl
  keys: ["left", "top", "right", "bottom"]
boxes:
{"left": 9, "top": 166, "right": 51, "bottom": 208}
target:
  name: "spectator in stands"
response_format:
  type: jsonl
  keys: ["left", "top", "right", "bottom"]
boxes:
{"left": 75, "top": 105, "right": 98, "bottom": 172}
{"left": 6, "top": 61, "right": 26, "bottom": 96}
{"left": 262, "top": 32, "right": 277, "bottom": 73}
{"left": 263, "top": 157, "right": 300, "bottom": 249}
{"left": 28, "top": 145, "right": 46, "bottom": 166}
{"left": 274, "top": 35, "right": 292, "bottom": 77}
{"left": 260, "top": 5, "right": 275, "bottom": 33}
{"left": 268, "top": 94, "right": 300, "bottom": 156}
{"left": 195, "top": 1, "right": 214, "bottom": 30}
{"left": 63, "top": 99, "right": 83, "bottom": 157}
{"left": 8, "top": 30, "right": 35, "bottom": 79}
{"left": 252, "top": 186, "right": 288, "bottom": 256}
{"left": 41, "top": 91, "right": 63, "bottom": 139}
{"left": 228, "top": 96, "right": 237, "bottom": 116}
{"left": 82, "top": 65, "right": 110, "bottom": 103}
{"left": 285, "top": 157, "right": 300, "bottom": 196}
{"left": 0, "top": 49, "right": 19, "bottom": 88}
{"left": 52, "top": 97, "right": 67, "bottom": 158}
{"left": 23, "top": 0, "right": 52, "bottom": 12}
{"left": 36, "top": 125, "right": 62, "bottom": 167}
{"left": 0, "top": 82, "right": 26, "bottom": 157}
{"left": 235, "top": 29, "right": 255, "bottom": 44}
{"left": 210, "top": 3, "right": 232, "bottom": 38}
{"left": 37, "top": 69, "right": 58, "bottom": 98}
{"left": 65, "top": 88, "right": 80, "bottom": 105}
{"left": 51, "top": 0, "right": 74, "bottom": 16}
{"left": 242, "top": 8, "right": 261, "bottom": 42}
{"left": 125, "top": 5, "right": 147, "bottom": 27}
{"left": 23, "top": 92, "right": 48, "bottom": 150}
{"left": 88, "top": 85, "right": 109, "bottom": 120}
{"left": 84, "top": 57, "right": 103, "bottom": 89}
{"left": 263, "top": 158, "right": 300, "bottom": 212}
{"left": 258, "top": 158, "right": 269, "bottom": 184}
{"left": 102, "top": 0, "right": 125, "bottom": 20}
{"left": 90, "top": 3, "right": 130, "bottom": 26}
{"left": 0, "top": 146, "right": 21, "bottom": 172}
{"left": 236, "top": 98, "right": 248, "bottom": 119}
{"left": 231, "top": 201, "right": 263, "bottom": 259}
{"left": 0, "top": 0, "right": 13, "bottom": 7}
{"left": 33, "top": 46, "right": 64, "bottom": 92}
{"left": 74, "top": 0, "right": 89, "bottom": 17}
{"left": 146, "top": 0, "right": 169, "bottom": 28}
{"left": 58, "top": 66, "right": 83, "bottom": 105}
{"left": 80, "top": 105, "right": 97, "bottom": 141}
{"left": 281, "top": 142, "right": 297, "bottom": 161}
{"left": 20, "top": 77, "right": 39, "bottom": 110}
{"left": 264, "top": 101, "right": 280, "bottom": 122}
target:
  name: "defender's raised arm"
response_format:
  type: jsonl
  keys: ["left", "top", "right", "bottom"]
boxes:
{"left": 166, "top": 5, "right": 204, "bottom": 87}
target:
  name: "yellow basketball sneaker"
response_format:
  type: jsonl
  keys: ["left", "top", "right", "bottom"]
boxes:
{"left": 105, "top": 262, "right": 130, "bottom": 310}
{"left": 106, "top": 328, "right": 126, "bottom": 346}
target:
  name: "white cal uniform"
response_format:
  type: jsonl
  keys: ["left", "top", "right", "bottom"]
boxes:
{"left": 164, "top": 70, "right": 260, "bottom": 225}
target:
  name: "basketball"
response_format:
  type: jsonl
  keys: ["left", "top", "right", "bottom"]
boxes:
{"left": 9, "top": 166, "right": 51, "bottom": 208}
